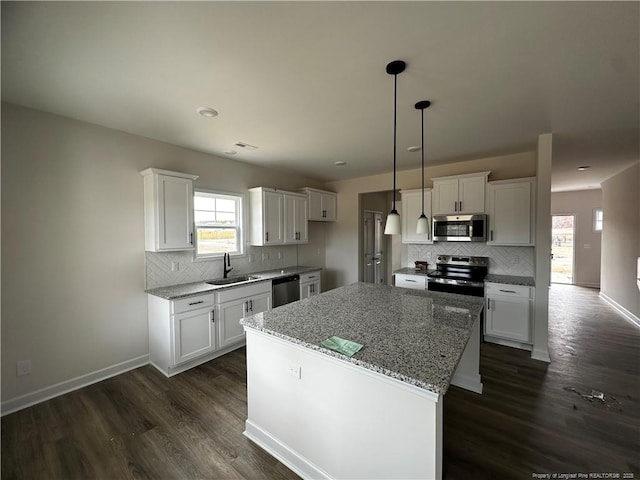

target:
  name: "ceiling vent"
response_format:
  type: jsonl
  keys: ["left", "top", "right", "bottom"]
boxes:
{"left": 234, "top": 141, "right": 258, "bottom": 151}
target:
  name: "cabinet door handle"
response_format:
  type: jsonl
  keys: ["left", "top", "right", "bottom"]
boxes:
{"left": 189, "top": 300, "right": 204, "bottom": 306}
{"left": 486, "top": 299, "right": 490, "bottom": 310}
{"left": 405, "top": 279, "right": 417, "bottom": 283}
{"left": 499, "top": 289, "right": 517, "bottom": 294}
{"left": 265, "top": 232, "right": 269, "bottom": 242}
{"left": 459, "top": 200, "right": 463, "bottom": 211}
{"left": 190, "top": 232, "right": 194, "bottom": 244}
{"left": 308, "top": 275, "right": 316, "bottom": 279}
{"left": 210, "top": 310, "right": 215, "bottom": 322}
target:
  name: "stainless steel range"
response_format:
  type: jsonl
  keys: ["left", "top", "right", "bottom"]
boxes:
{"left": 427, "top": 255, "right": 488, "bottom": 297}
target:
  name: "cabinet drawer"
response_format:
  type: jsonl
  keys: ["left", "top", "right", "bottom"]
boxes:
{"left": 216, "top": 281, "right": 271, "bottom": 303}
{"left": 300, "top": 271, "right": 321, "bottom": 284}
{"left": 485, "top": 283, "right": 532, "bottom": 299}
{"left": 394, "top": 274, "right": 427, "bottom": 290}
{"left": 171, "top": 293, "right": 215, "bottom": 314}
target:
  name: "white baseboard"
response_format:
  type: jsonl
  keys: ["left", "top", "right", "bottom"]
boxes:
{"left": 451, "top": 372, "right": 483, "bottom": 394}
{"left": 484, "top": 335, "right": 533, "bottom": 352}
{"left": 531, "top": 348, "right": 551, "bottom": 363}
{"left": 244, "top": 420, "right": 332, "bottom": 480}
{"left": 600, "top": 292, "right": 640, "bottom": 328}
{"left": 575, "top": 282, "right": 600, "bottom": 289}
{"left": 1, "top": 354, "right": 149, "bottom": 416}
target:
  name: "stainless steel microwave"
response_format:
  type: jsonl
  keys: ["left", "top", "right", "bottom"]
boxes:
{"left": 432, "top": 214, "right": 487, "bottom": 242}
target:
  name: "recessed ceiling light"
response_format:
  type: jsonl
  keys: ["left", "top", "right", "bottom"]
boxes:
{"left": 335, "top": 161, "right": 347, "bottom": 166}
{"left": 407, "top": 146, "right": 421, "bottom": 152}
{"left": 197, "top": 107, "right": 218, "bottom": 118}
{"left": 224, "top": 149, "right": 237, "bottom": 156}
{"left": 578, "top": 166, "right": 591, "bottom": 171}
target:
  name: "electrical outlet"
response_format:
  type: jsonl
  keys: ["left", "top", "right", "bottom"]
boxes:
{"left": 278, "top": 251, "right": 283, "bottom": 260}
{"left": 262, "top": 253, "right": 269, "bottom": 262}
{"left": 248, "top": 254, "right": 255, "bottom": 263}
{"left": 426, "top": 252, "right": 432, "bottom": 259}
{"left": 171, "top": 262, "right": 180, "bottom": 272}
{"left": 16, "top": 360, "right": 31, "bottom": 377}
{"left": 288, "top": 364, "right": 301, "bottom": 379}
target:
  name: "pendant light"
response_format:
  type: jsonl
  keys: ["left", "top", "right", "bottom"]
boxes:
{"left": 415, "top": 100, "right": 431, "bottom": 234}
{"left": 383, "top": 60, "right": 406, "bottom": 235}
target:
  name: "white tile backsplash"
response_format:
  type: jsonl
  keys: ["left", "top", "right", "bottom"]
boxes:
{"left": 406, "top": 243, "right": 534, "bottom": 276}
{"left": 146, "top": 244, "right": 299, "bottom": 289}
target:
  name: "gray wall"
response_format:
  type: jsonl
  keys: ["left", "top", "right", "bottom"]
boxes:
{"left": 1, "top": 103, "right": 325, "bottom": 405}
{"left": 600, "top": 162, "right": 640, "bottom": 318}
{"left": 551, "top": 189, "right": 602, "bottom": 288}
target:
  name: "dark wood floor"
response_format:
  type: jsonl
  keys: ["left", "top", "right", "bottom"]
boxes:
{"left": 2, "top": 284, "right": 639, "bottom": 479}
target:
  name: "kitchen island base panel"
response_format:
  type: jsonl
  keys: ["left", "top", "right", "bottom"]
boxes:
{"left": 450, "top": 316, "right": 483, "bottom": 394}
{"left": 244, "top": 329, "right": 443, "bottom": 480}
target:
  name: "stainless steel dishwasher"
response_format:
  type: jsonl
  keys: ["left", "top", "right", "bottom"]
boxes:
{"left": 272, "top": 274, "right": 300, "bottom": 308}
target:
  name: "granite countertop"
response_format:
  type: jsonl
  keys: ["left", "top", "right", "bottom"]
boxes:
{"left": 146, "top": 266, "right": 322, "bottom": 300}
{"left": 241, "top": 282, "right": 484, "bottom": 396}
{"left": 393, "top": 267, "right": 433, "bottom": 276}
{"left": 484, "top": 274, "right": 535, "bottom": 287}
{"left": 395, "top": 268, "right": 535, "bottom": 288}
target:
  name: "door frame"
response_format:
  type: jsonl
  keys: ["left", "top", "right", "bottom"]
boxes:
{"left": 551, "top": 213, "right": 576, "bottom": 284}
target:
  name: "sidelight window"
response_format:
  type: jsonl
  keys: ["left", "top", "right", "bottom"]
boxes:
{"left": 194, "top": 190, "right": 244, "bottom": 259}
{"left": 593, "top": 208, "right": 603, "bottom": 232}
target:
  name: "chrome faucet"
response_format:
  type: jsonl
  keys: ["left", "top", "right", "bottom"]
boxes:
{"left": 223, "top": 252, "right": 233, "bottom": 278}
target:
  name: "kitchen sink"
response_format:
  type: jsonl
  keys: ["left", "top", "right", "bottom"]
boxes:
{"left": 207, "top": 275, "right": 260, "bottom": 286}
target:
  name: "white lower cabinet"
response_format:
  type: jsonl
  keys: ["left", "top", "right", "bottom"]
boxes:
{"left": 148, "top": 281, "right": 272, "bottom": 377}
{"left": 394, "top": 273, "right": 427, "bottom": 290}
{"left": 484, "top": 282, "right": 534, "bottom": 348}
{"left": 300, "top": 270, "right": 321, "bottom": 299}
{"left": 217, "top": 282, "right": 272, "bottom": 349}
{"left": 172, "top": 305, "right": 217, "bottom": 365}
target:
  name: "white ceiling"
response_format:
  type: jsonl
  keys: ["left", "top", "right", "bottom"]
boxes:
{"left": 2, "top": 2, "right": 638, "bottom": 191}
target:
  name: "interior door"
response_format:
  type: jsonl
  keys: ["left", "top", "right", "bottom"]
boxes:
{"left": 363, "top": 210, "right": 384, "bottom": 284}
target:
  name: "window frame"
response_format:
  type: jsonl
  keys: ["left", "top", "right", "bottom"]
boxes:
{"left": 193, "top": 188, "right": 246, "bottom": 261}
{"left": 592, "top": 207, "right": 603, "bottom": 233}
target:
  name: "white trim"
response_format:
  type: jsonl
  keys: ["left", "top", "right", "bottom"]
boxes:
{"left": 193, "top": 188, "right": 246, "bottom": 260}
{"left": 451, "top": 372, "right": 483, "bottom": 394}
{"left": 531, "top": 347, "right": 551, "bottom": 363}
{"left": 1, "top": 354, "right": 149, "bottom": 416}
{"left": 600, "top": 292, "right": 640, "bottom": 328}
{"left": 575, "top": 282, "right": 600, "bottom": 289}
{"left": 149, "top": 342, "right": 245, "bottom": 377}
{"left": 244, "top": 420, "right": 332, "bottom": 480}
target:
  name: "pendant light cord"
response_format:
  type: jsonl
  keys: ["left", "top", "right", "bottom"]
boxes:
{"left": 392, "top": 73, "right": 398, "bottom": 211}
{"left": 421, "top": 107, "right": 425, "bottom": 216}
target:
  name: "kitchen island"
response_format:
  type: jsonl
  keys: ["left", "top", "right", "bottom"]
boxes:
{"left": 240, "top": 282, "right": 484, "bottom": 480}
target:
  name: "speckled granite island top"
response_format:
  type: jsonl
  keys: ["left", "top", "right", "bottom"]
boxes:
{"left": 241, "top": 282, "right": 484, "bottom": 396}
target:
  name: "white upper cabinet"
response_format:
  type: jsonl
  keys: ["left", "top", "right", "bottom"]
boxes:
{"left": 299, "top": 187, "right": 337, "bottom": 222}
{"left": 487, "top": 178, "right": 536, "bottom": 246}
{"left": 431, "top": 171, "right": 490, "bottom": 215}
{"left": 284, "top": 193, "right": 308, "bottom": 244}
{"left": 250, "top": 187, "right": 308, "bottom": 245}
{"left": 400, "top": 189, "right": 433, "bottom": 244}
{"left": 141, "top": 168, "right": 198, "bottom": 252}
